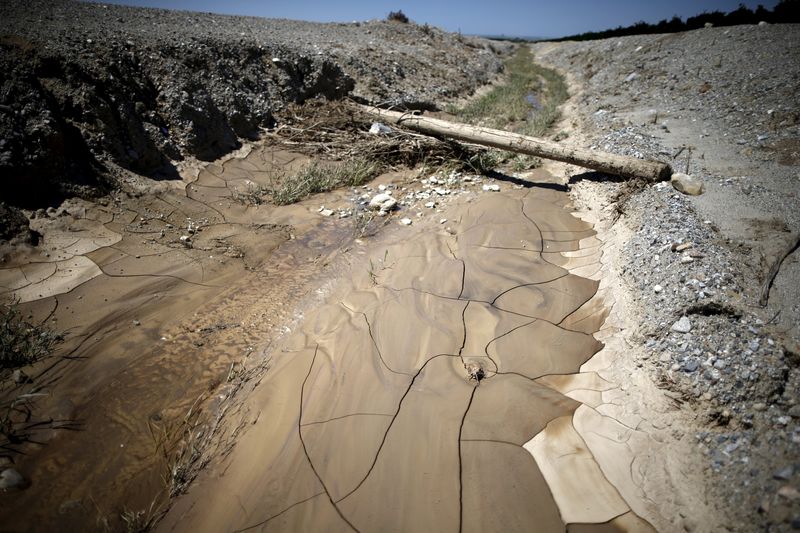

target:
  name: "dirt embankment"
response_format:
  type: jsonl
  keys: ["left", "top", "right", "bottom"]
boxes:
{"left": 533, "top": 24, "right": 800, "bottom": 532}
{"left": 0, "top": 0, "right": 506, "bottom": 212}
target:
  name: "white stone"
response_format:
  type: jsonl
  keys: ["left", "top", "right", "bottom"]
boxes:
{"left": 654, "top": 284, "right": 663, "bottom": 293}
{"left": 0, "top": 468, "right": 25, "bottom": 490}
{"left": 400, "top": 218, "right": 413, "bottom": 226}
{"left": 368, "top": 193, "right": 398, "bottom": 212}
{"left": 671, "top": 316, "right": 692, "bottom": 333}
{"left": 670, "top": 173, "right": 704, "bottom": 195}
{"left": 319, "top": 209, "right": 334, "bottom": 217}
{"left": 482, "top": 184, "right": 500, "bottom": 192}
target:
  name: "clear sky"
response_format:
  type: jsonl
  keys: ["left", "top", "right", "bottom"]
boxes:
{"left": 93, "top": 0, "right": 782, "bottom": 38}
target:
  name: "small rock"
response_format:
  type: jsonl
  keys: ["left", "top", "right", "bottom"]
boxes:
{"left": 132, "top": 320, "right": 141, "bottom": 326}
{"left": 439, "top": 218, "right": 447, "bottom": 224}
{"left": 671, "top": 173, "right": 704, "bottom": 195}
{"left": 378, "top": 184, "right": 387, "bottom": 191}
{"left": 788, "top": 405, "right": 800, "bottom": 418}
{"left": 684, "top": 359, "right": 699, "bottom": 372}
{"left": 654, "top": 284, "right": 663, "bottom": 293}
{"left": 368, "top": 193, "right": 397, "bottom": 212}
{"left": 777, "top": 486, "right": 800, "bottom": 500}
{"left": 774, "top": 466, "right": 794, "bottom": 480}
{"left": 11, "top": 369, "right": 29, "bottom": 384}
{"left": 424, "top": 201, "right": 436, "bottom": 208}
{"left": 0, "top": 468, "right": 26, "bottom": 490}
{"left": 671, "top": 316, "right": 692, "bottom": 333}
{"left": 399, "top": 218, "right": 412, "bottom": 226}
{"left": 481, "top": 184, "right": 500, "bottom": 192}
{"left": 319, "top": 209, "right": 334, "bottom": 217}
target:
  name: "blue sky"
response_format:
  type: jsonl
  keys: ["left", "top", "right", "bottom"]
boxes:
{"left": 94, "top": 0, "right": 781, "bottom": 38}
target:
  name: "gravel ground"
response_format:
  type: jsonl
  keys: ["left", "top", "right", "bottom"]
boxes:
{"left": 0, "top": 0, "right": 506, "bottom": 212}
{"left": 534, "top": 24, "right": 800, "bottom": 531}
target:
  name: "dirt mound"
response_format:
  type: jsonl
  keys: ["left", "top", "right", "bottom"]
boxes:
{"left": 0, "top": 0, "right": 506, "bottom": 210}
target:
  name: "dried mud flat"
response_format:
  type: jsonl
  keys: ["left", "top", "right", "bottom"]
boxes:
{"left": 1, "top": 134, "right": 664, "bottom": 532}
{"left": 156, "top": 180, "right": 656, "bottom": 532}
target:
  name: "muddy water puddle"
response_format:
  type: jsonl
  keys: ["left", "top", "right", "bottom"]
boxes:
{"left": 0, "top": 147, "right": 361, "bottom": 530}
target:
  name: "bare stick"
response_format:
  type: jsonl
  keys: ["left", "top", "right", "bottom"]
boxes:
{"left": 759, "top": 233, "right": 800, "bottom": 307}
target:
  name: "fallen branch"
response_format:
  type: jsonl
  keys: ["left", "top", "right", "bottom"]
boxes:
{"left": 759, "top": 232, "right": 800, "bottom": 307}
{"left": 357, "top": 105, "right": 672, "bottom": 181}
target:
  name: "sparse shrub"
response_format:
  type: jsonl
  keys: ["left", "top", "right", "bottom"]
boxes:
{"left": 270, "top": 158, "right": 378, "bottom": 205}
{"left": 387, "top": 10, "right": 409, "bottom": 23}
{"left": 231, "top": 182, "right": 271, "bottom": 206}
{"left": 0, "top": 300, "right": 62, "bottom": 370}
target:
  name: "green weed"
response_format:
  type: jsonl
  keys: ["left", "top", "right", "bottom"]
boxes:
{"left": 271, "top": 159, "right": 378, "bottom": 205}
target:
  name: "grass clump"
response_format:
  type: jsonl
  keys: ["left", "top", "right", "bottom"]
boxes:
{"left": 450, "top": 46, "right": 568, "bottom": 138}
{"left": 271, "top": 158, "right": 378, "bottom": 205}
{"left": 1, "top": 301, "right": 62, "bottom": 370}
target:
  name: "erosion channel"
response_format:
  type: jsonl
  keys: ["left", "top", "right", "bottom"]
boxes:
{"left": 3, "top": 141, "right": 651, "bottom": 531}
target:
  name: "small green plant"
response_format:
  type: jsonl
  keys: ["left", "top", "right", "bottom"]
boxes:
{"left": 270, "top": 158, "right": 378, "bottom": 205}
{"left": 353, "top": 210, "right": 384, "bottom": 238}
{"left": 0, "top": 300, "right": 62, "bottom": 370}
{"left": 231, "top": 182, "right": 271, "bottom": 206}
{"left": 367, "top": 250, "right": 393, "bottom": 285}
{"left": 387, "top": 10, "right": 409, "bottom": 23}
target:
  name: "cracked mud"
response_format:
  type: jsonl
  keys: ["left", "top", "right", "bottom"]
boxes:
{"left": 156, "top": 170, "right": 654, "bottom": 532}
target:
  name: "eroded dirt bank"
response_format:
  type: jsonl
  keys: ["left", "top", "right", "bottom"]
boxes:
{"left": 533, "top": 23, "right": 800, "bottom": 532}
{"left": 0, "top": 0, "right": 506, "bottom": 212}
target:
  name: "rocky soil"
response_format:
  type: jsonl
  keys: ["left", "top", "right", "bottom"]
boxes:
{"left": 0, "top": 0, "right": 505, "bottom": 213}
{"left": 534, "top": 23, "right": 800, "bottom": 532}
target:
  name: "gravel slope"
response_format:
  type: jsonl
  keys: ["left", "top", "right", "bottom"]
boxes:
{"left": 0, "top": 0, "right": 506, "bottom": 210}
{"left": 534, "top": 24, "right": 800, "bottom": 532}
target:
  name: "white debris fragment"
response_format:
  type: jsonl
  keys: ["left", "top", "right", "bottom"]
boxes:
{"left": 482, "top": 184, "right": 500, "bottom": 192}
{"left": 369, "top": 122, "right": 392, "bottom": 135}
{"left": 400, "top": 218, "right": 413, "bottom": 226}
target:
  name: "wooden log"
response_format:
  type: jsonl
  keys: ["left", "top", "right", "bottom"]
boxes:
{"left": 357, "top": 105, "right": 672, "bottom": 181}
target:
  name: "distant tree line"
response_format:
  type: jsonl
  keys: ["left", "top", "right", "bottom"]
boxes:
{"left": 552, "top": 0, "right": 799, "bottom": 41}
